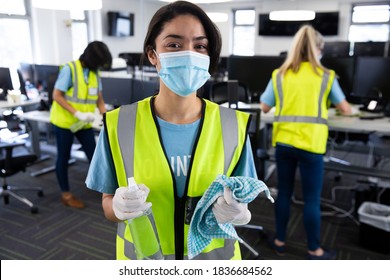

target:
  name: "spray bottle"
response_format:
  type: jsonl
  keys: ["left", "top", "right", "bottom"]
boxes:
{"left": 127, "top": 177, "right": 164, "bottom": 260}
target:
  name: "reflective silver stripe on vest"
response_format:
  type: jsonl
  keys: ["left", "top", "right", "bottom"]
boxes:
{"left": 71, "top": 61, "right": 79, "bottom": 98}
{"left": 275, "top": 73, "right": 284, "bottom": 111}
{"left": 117, "top": 104, "right": 137, "bottom": 179}
{"left": 317, "top": 72, "right": 330, "bottom": 119}
{"left": 190, "top": 239, "right": 236, "bottom": 259}
{"left": 275, "top": 115, "right": 328, "bottom": 124}
{"left": 64, "top": 61, "right": 97, "bottom": 104}
{"left": 65, "top": 96, "right": 97, "bottom": 104}
{"left": 117, "top": 222, "right": 138, "bottom": 259}
{"left": 219, "top": 106, "right": 238, "bottom": 174}
{"left": 274, "top": 72, "right": 329, "bottom": 125}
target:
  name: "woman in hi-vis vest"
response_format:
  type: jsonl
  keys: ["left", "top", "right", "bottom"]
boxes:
{"left": 86, "top": 1, "right": 258, "bottom": 260}
{"left": 50, "top": 41, "right": 112, "bottom": 208}
{"left": 260, "top": 25, "right": 354, "bottom": 259}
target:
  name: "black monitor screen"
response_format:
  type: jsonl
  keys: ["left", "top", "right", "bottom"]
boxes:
{"left": 0, "top": 67, "right": 13, "bottom": 93}
{"left": 34, "top": 64, "right": 60, "bottom": 105}
{"left": 352, "top": 57, "right": 390, "bottom": 103}
{"left": 217, "top": 56, "right": 228, "bottom": 73}
{"left": 131, "top": 79, "right": 159, "bottom": 103}
{"left": 34, "top": 64, "right": 60, "bottom": 106}
{"left": 101, "top": 77, "right": 132, "bottom": 107}
{"left": 19, "top": 63, "right": 34, "bottom": 83}
{"left": 322, "top": 41, "right": 351, "bottom": 58}
{"left": 353, "top": 42, "right": 386, "bottom": 57}
{"left": 211, "top": 56, "right": 228, "bottom": 80}
{"left": 321, "top": 57, "right": 357, "bottom": 103}
{"left": 34, "top": 64, "right": 60, "bottom": 91}
{"left": 228, "top": 55, "right": 285, "bottom": 94}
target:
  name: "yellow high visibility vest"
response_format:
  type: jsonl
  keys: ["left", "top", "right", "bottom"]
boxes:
{"left": 50, "top": 60, "right": 99, "bottom": 129}
{"left": 272, "top": 62, "right": 335, "bottom": 154}
{"left": 104, "top": 97, "right": 250, "bottom": 260}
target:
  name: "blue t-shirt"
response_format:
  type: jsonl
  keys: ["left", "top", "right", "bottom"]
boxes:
{"left": 86, "top": 116, "right": 257, "bottom": 197}
{"left": 260, "top": 77, "right": 346, "bottom": 107}
{"left": 54, "top": 64, "right": 102, "bottom": 92}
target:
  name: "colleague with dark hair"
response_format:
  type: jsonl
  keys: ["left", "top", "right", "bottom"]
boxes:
{"left": 50, "top": 41, "right": 112, "bottom": 209}
{"left": 86, "top": 1, "right": 258, "bottom": 260}
{"left": 260, "top": 25, "right": 353, "bottom": 260}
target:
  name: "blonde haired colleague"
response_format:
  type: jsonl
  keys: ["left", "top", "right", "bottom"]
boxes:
{"left": 260, "top": 25, "right": 353, "bottom": 259}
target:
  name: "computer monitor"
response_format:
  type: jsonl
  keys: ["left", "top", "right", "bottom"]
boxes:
{"left": 0, "top": 67, "right": 14, "bottom": 100}
{"left": 352, "top": 57, "right": 390, "bottom": 111}
{"left": 227, "top": 55, "right": 285, "bottom": 95}
{"left": 353, "top": 42, "right": 386, "bottom": 57}
{"left": 321, "top": 56, "right": 357, "bottom": 103}
{"left": 322, "top": 41, "right": 351, "bottom": 58}
{"left": 17, "top": 69, "right": 27, "bottom": 97}
{"left": 212, "top": 56, "right": 228, "bottom": 80}
{"left": 19, "top": 63, "right": 35, "bottom": 84}
{"left": 118, "top": 52, "right": 152, "bottom": 68}
{"left": 33, "top": 64, "right": 60, "bottom": 105}
{"left": 101, "top": 77, "right": 133, "bottom": 107}
{"left": 131, "top": 79, "right": 159, "bottom": 103}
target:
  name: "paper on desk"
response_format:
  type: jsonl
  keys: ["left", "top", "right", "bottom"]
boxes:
{"left": 0, "top": 128, "right": 19, "bottom": 140}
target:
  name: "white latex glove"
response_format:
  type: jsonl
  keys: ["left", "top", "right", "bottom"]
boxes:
{"left": 212, "top": 187, "right": 251, "bottom": 225}
{"left": 74, "top": 111, "right": 95, "bottom": 123}
{"left": 112, "top": 184, "right": 152, "bottom": 221}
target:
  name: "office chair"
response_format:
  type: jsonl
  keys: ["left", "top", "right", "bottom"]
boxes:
{"left": 235, "top": 107, "right": 271, "bottom": 258}
{"left": 0, "top": 140, "right": 42, "bottom": 213}
{"left": 209, "top": 80, "right": 251, "bottom": 106}
{"left": 238, "top": 108, "right": 270, "bottom": 181}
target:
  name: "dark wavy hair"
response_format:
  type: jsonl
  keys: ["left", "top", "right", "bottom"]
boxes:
{"left": 143, "top": 0, "right": 222, "bottom": 74}
{"left": 79, "top": 41, "right": 112, "bottom": 71}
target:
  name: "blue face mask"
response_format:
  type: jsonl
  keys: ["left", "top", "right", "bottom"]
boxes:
{"left": 155, "top": 50, "right": 211, "bottom": 97}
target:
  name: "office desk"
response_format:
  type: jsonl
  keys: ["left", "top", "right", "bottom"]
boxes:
{"left": 229, "top": 102, "right": 390, "bottom": 134}
{"left": 225, "top": 102, "right": 390, "bottom": 180}
{"left": 20, "top": 110, "right": 102, "bottom": 176}
{"left": 0, "top": 98, "right": 41, "bottom": 109}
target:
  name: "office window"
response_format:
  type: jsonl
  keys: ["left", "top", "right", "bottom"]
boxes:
{"left": 232, "top": 9, "right": 255, "bottom": 56}
{"left": 349, "top": 3, "right": 390, "bottom": 42}
{"left": 0, "top": 0, "right": 26, "bottom": 15}
{"left": 0, "top": 0, "right": 33, "bottom": 67}
{"left": 70, "top": 10, "right": 89, "bottom": 60}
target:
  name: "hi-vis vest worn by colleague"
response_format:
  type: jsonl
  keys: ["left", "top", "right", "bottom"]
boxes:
{"left": 271, "top": 62, "right": 335, "bottom": 154}
{"left": 50, "top": 60, "right": 99, "bottom": 129}
{"left": 104, "top": 97, "right": 250, "bottom": 260}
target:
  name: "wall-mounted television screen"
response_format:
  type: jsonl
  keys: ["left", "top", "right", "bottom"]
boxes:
{"left": 259, "top": 12, "right": 339, "bottom": 36}
{"left": 108, "top": 11, "right": 134, "bottom": 37}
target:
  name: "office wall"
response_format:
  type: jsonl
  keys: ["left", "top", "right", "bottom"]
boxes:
{"left": 31, "top": 8, "right": 73, "bottom": 64}
{"left": 100, "top": 0, "right": 163, "bottom": 58}
{"left": 29, "top": 0, "right": 380, "bottom": 64}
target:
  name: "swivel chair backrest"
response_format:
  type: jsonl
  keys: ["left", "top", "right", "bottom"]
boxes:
{"left": 210, "top": 80, "right": 250, "bottom": 106}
